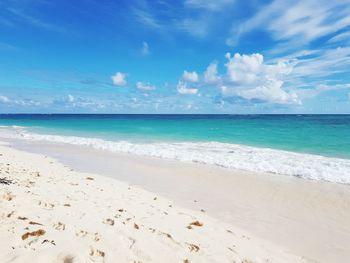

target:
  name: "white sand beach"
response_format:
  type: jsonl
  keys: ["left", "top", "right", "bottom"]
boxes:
{"left": 1, "top": 140, "right": 350, "bottom": 262}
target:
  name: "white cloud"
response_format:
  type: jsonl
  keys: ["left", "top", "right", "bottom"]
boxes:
{"left": 136, "top": 81, "right": 156, "bottom": 91}
{"left": 221, "top": 52, "right": 299, "bottom": 104}
{"left": 182, "top": 70, "right": 199, "bottom": 82}
{"left": 67, "top": 94, "right": 75, "bottom": 103}
{"left": 0, "top": 95, "right": 10, "bottom": 103}
{"left": 295, "top": 84, "right": 350, "bottom": 99}
{"left": 0, "top": 95, "right": 40, "bottom": 106}
{"left": 111, "top": 72, "right": 127, "bottom": 86}
{"left": 327, "top": 31, "right": 350, "bottom": 44}
{"left": 6, "top": 7, "right": 65, "bottom": 33}
{"left": 227, "top": 0, "right": 350, "bottom": 47}
{"left": 177, "top": 81, "right": 198, "bottom": 95}
{"left": 204, "top": 62, "right": 220, "bottom": 83}
{"left": 290, "top": 47, "right": 350, "bottom": 81}
{"left": 53, "top": 95, "right": 104, "bottom": 109}
{"left": 132, "top": 8, "right": 162, "bottom": 29}
{"left": 132, "top": 1, "right": 215, "bottom": 39}
{"left": 176, "top": 18, "right": 209, "bottom": 38}
{"left": 141, "top": 41, "right": 150, "bottom": 56}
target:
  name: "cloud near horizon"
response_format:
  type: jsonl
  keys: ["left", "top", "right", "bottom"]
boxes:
{"left": 111, "top": 72, "right": 127, "bottom": 86}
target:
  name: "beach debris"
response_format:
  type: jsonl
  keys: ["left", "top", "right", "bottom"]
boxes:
{"left": 153, "top": 197, "right": 157, "bottom": 200}
{"left": 63, "top": 203, "right": 71, "bottom": 207}
{"left": 134, "top": 223, "right": 139, "bottom": 230}
{"left": 21, "top": 229, "right": 46, "bottom": 240}
{"left": 200, "top": 209, "right": 206, "bottom": 213}
{"left": 7, "top": 211, "right": 15, "bottom": 218}
{"left": 118, "top": 208, "right": 124, "bottom": 212}
{"left": 86, "top": 177, "right": 94, "bottom": 180}
{"left": 184, "top": 259, "right": 190, "bottom": 263}
{"left": 228, "top": 247, "right": 237, "bottom": 254}
{"left": 29, "top": 221, "right": 43, "bottom": 226}
{"left": 188, "top": 244, "right": 200, "bottom": 252}
{"left": 187, "top": 220, "right": 203, "bottom": 229}
{"left": 0, "top": 177, "right": 12, "bottom": 185}
{"left": 18, "top": 216, "right": 28, "bottom": 220}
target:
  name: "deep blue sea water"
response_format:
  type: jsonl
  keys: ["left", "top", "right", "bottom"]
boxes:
{"left": 1, "top": 114, "right": 350, "bottom": 183}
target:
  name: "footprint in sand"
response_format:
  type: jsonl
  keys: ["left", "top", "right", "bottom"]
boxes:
{"left": 89, "top": 247, "right": 105, "bottom": 262}
{"left": 3, "top": 192, "right": 15, "bottom": 201}
{"left": 94, "top": 232, "right": 101, "bottom": 242}
{"left": 38, "top": 201, "right": 55, "bottom": 210}
{"left": 102, "top": 218, "right": 114, "bottom": 226}
{"left": 53, "top": 222, "right": 66, "bottom": 231}
{"left": 75, "top": 230, "right": 88, "bottom": 237}
{"left": 188, "top": 243, "right": 200, "bottom": 252}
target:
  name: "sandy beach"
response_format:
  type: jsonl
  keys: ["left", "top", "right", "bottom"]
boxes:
{"left": 1, "top": 139, "right": 350, "bottom": 262}
{"left": 0, "top": 140, "right": 308, "bottom": 263}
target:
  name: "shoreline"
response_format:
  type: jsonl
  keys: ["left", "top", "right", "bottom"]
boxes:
{"left": 1, "top": 139, "right": 350, "bottom": 261}
{"left": 1, "top": 125, "right": 350, "bottom": 184}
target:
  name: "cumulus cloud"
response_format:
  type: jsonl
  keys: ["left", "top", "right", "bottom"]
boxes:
{"left": 136, "top": 81, "right": 156, "bottom": 91}
{"left": 111, "top": 72, "right": 127, "bottom": 86}
{"left": 204, "top": 62, "right": 220, "bottom": 83}
{"left": 222, "top": 52, "right": 298, "bottom": 104}
{"left": 182, "top": 70, "right": 199, "bottom": 82}
{"left": 141, "top": 41, "right": 150, "bottom": 56}
{"left": 177, "top": 81, "right": 198, "bottom": 95}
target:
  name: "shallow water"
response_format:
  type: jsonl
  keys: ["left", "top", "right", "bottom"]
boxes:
{"left": 1, "top": 114, "right": 350, "bottom": 183}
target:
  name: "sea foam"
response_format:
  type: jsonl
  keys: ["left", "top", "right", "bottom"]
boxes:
{"left": 1, "top": 126, "right": 350, "bottom": 184}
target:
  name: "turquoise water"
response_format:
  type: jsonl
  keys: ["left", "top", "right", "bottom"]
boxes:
{"left": 0, "top": 114, "right": 350, "bottom": 159}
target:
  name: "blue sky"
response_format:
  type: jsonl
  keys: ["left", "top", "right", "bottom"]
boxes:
{"left": 0, "top": 0, "right": 350, "bottom": 113}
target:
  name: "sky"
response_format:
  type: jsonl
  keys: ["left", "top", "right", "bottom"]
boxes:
{"left": 0, "top": 0, "right": 350, "bottom": 114}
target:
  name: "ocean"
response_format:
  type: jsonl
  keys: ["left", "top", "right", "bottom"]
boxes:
{"left": 0, "top": 114, "right": 350, "bottom": 183}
